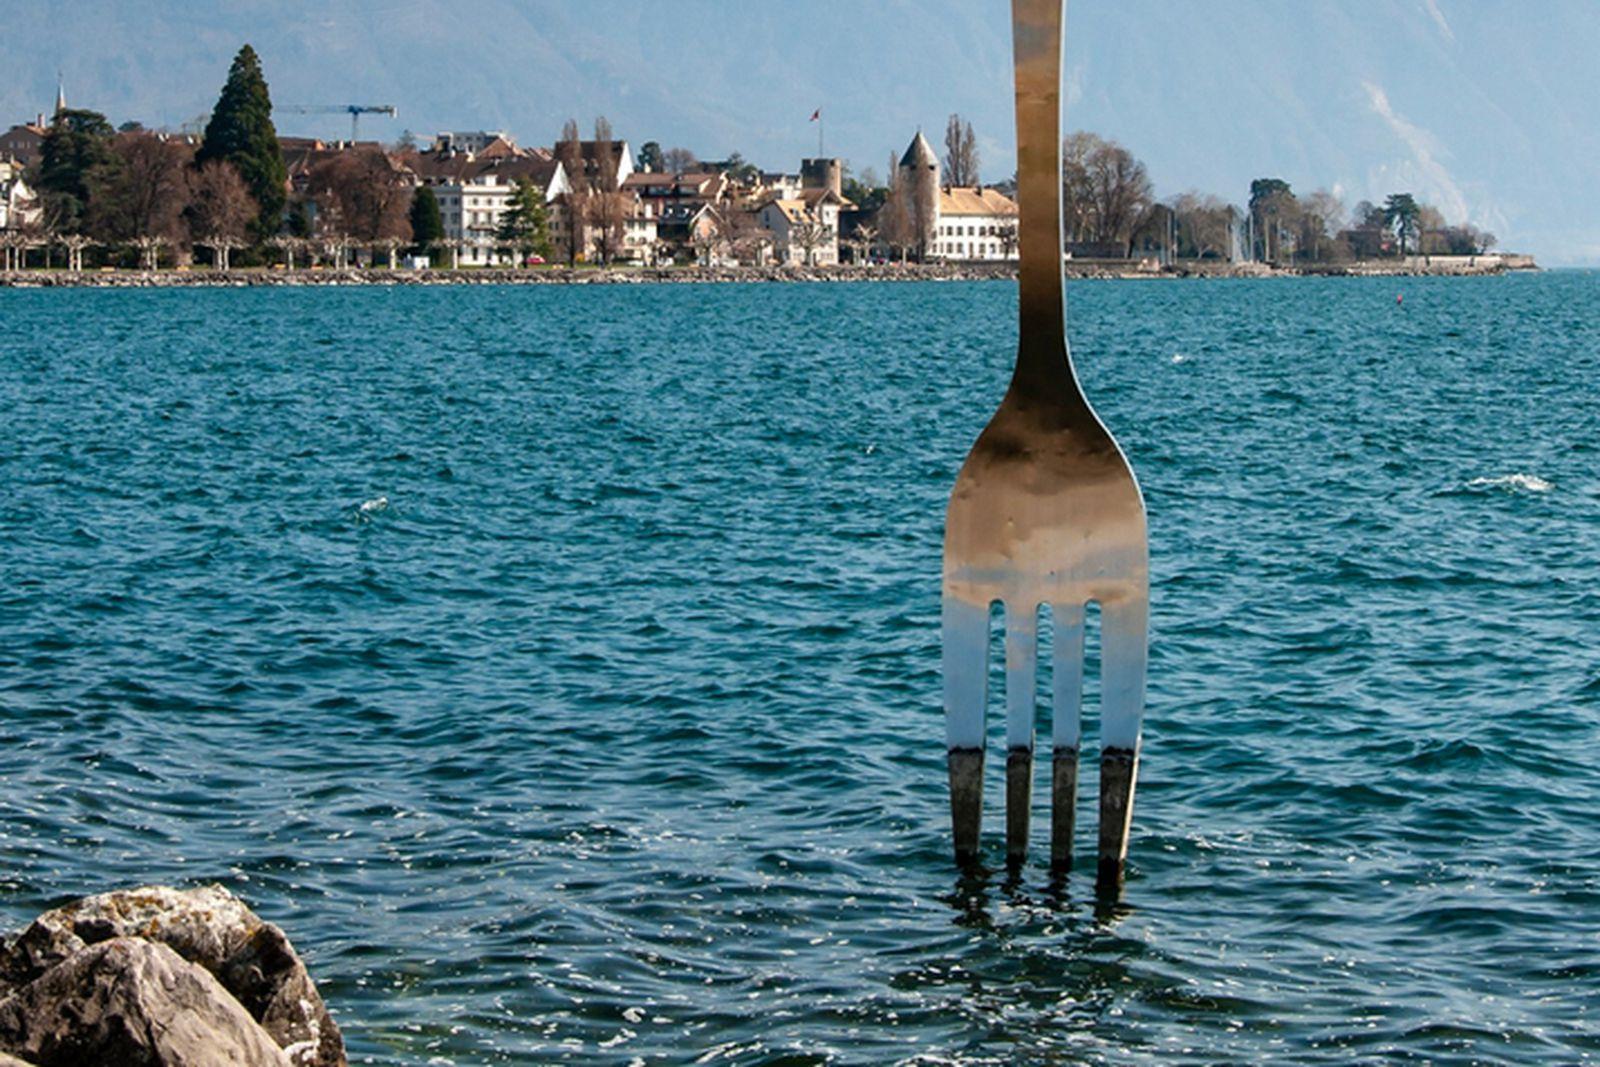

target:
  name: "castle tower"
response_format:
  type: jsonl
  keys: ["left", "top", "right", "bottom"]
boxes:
{"left": 800, "top": 157, "right": 842, "bottom": 198}
{"left": 897, "top": 131, "right": 940, "bottom": 259}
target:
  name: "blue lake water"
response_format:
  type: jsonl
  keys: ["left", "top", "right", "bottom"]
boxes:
{"left": 2, "top": 274, "right": 1599, "bottom": 1064}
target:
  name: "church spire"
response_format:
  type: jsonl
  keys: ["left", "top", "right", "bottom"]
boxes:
{"left": 53, "top": 72, "right": 66, "bottom": 117}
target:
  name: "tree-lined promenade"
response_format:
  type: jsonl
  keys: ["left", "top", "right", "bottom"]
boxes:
{"left": 0, "top": 44, "right": 1524, "bottom": 279}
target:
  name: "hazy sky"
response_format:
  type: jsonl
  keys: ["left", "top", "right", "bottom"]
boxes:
{"left": 5, "top": 1, "right": 1598, "bottom": 263}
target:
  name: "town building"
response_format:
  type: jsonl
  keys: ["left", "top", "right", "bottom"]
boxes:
{"left": 754, "top": 156, "right": 850, "bottom": 266}
{"left": 0, "top": 160, "right": 40, "bottom": 233}
{"left": 622, "top": 171, "right": 731, "bottom": 258}
{"left": 757, "top": 171, "right": 802, "bottom": 200}
{"left": 931, "top": 187, "right": 1019, "bottom": 261}
{"left": 0, "top": 122, "right": 46, "bottom": 169}
{"left": 547, "top": 139, "right": 661, "bottom": 264}
{"left": 431, "top": 130, "right": 517, "bottom": 156}
{"left": 411, "top": 153, "right": 570, "bottom": 266}
{"left": 884, "top": 131, "right": 1018, "bottom": 261}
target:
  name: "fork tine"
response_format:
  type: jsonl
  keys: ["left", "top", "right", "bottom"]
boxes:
{"left": 1097, "top": 594, "right": 1149, "bottom": 892}
{"left": 943, "top": 595, "right": 989, "bottom": 865}
{"left": 1004, "top": 602, "right": 1038, "bottom": 867}
{"left": 1050, "top": 602, "right": 1085, "bottom": 872}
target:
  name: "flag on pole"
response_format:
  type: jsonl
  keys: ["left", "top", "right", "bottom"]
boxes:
{"left": 810, "top": 108, "right": 821, "bottom": 122}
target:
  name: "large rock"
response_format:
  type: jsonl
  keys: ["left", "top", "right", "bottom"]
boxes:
{"left": 0, "top": 886, "right": 342, "bottom": 1066}
{"left": 0, "top": 938, "right": 288, "bottom": 1066}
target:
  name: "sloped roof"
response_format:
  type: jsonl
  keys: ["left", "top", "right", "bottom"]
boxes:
{"left": 412, "top": 152, "right": 561, "bottom": 189}
{"left": 766, "top": 199, "right": 812, "bottom": 224}
{"left": 477, "top": 136, "right": 522, "bottom": 159}
{"left": 800, "top": 187, "right": 850, "bottom": 209}
{"left": 938, "top": 186, "right": 1018, "bottom": 217}
{"left": 900, "top": 131, "right": 938, "bottom": 169}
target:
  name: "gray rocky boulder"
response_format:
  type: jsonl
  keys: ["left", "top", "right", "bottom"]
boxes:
{"left": 0, "top": 886, "right": 342, "bottom": 1066}
{"left": 0, "top": 938, "right": 288, "bottom": 1066}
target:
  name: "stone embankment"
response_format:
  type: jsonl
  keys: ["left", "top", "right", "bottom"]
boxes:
{"left": 0, "top": 263, "right": 1014, "bottom": 287}
{"left": 0, "top": 885, "right": 343, "bottom": 1067}
{"left": 0, "top": 255, "right": 1535, "bottom": 288}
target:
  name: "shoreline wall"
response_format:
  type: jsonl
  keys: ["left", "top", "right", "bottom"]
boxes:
{"left": 0, "top": 256, "right": 1537, "bottom": 289}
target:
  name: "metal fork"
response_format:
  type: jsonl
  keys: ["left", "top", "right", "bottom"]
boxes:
{"left": 942, "top": 0, "right": 1149, "bottom": 891}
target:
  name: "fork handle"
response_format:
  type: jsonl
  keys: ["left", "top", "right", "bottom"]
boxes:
{"left": 1011, "top": 0, "right": 1067, "bottom": 394}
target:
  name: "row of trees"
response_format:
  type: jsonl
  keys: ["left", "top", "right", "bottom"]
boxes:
{"left": 14, "top": 44, "right": 523, "bottom": 270}
{"left": 19, "top": 46, "right": 292, "bottom": 268}
{"left": 23, "top": 111, "right": 257, "bottom": 269}
{"left": 755, "top": 111, "right": 1488, "bottom": 265}
{"left": 1234, "top": 181, "right": 1494, "bottom": 263}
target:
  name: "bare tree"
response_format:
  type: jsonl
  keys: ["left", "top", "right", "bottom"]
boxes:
{"left": 1172, "top": 192, "right": 1233, "bottom": 260}
{"left": 0, "top": 230, "right": 27, "bottom": 271}
{"left": 1086, "top": 138, "right": 1152, "bottom": 256}
{"left": 305, "top": 152, "right": 410, "bottom": 267}
{"left": 1061, "top": 132, "right": 1099, "bottom": 243}
{"left": 95, "top": 132, "right": 192, "bottom": 268}
{"left": 587, "top": 117, "right": 629, "bottom": 264}
{"left": 877, "top": 151, "right": 914, "bottom": 262}
{"left": 267, "top": 233, "right": 307, "bottom": 270}
{"left": 792, "top": 217, "right": 831, "bottom": 266}
{"left": 59, "top": 234, "right": 93, "bottom": 272}
{"left": 844, "top": 222, "right": 877, "bottom": 264}
{"left": 1416, "top": 203, "right": 1449, "bottom": 255}
{"left": 662, "top": 146, "right": 698, "bottom": 175}
{"left": 555, "top": 119, "right": 590, "bottom": 264}
{"left": 734, "top": 230, "right": 773, "bottom": 266}
{"left": 944, "top": 114, "right": 979, "bottom": 188}
{"left": 704, "top": 196, "right": 758, "bottom": 264}
{"left": 1059, "top": 132, "right": 1153, "bottom": 254}
{"left": 188, "top": 160, "right": 255, "bottom": 269}
{"left": 1296, "top": 188, "right": 1346, "bottom": 262}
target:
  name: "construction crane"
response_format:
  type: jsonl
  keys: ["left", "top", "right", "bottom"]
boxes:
{"left": 279, "top": 104, "right": 398, "bottom": 143}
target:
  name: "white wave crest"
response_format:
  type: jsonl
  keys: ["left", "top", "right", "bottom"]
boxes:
{"left": 1464, "top": 474, "right": 1552, "bottom": 493}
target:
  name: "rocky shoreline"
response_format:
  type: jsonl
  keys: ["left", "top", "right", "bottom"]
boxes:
{"left": 0, "top": 256, "right": 1537, "bottom": 289}
{"left": 0, "top": 885, "right": 342, "bottom": 1066}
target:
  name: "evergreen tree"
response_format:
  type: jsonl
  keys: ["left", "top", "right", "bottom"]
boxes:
{"left": 197, "top": 45, "right": 287, "bottom": 242}
{"left": 637, "top": 141, "right": 663, "bottom": 173}
{"left": 285, "top": 199, "right": 312, "bottom": 238}
{"left": 36, "top": 109, "right": 120, "bottom": 234}
{"left": 1383, "top": 193, "right": 1422, "bottom": 257}
{"left": 497, "top": 180, "right": 552, "bottom": 263}
{"left": 409, "top": 186, "right": 444, "bottom": 252}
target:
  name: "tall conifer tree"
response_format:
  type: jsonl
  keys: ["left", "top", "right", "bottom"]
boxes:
{"left": 409, "top": 187, "right": 444, "bottom": 252}
{"left": 198, "top": 45, "right": 287, "bottom": 242}
{"left": 497, "top": 180, "right": 552, "bottom": 263}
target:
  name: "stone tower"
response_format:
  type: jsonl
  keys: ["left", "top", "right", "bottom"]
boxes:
{"left": 897, "top": 131, "right": 940, "bottom": 260}
{"left": 800, "top": 158, "right": 842, "bottom": 197}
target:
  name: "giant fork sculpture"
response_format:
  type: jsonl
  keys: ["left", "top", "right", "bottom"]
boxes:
{"left": 942, "top": 0, "right": 1149, "bottom": 891}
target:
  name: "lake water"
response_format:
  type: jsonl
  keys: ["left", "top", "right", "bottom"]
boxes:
{"left": 2, "top": 274, "right": 1598, "bottom": 1064}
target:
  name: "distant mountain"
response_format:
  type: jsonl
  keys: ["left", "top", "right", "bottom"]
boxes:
{"left": 5, "top": 0, "right": 1597, "bottom": 262}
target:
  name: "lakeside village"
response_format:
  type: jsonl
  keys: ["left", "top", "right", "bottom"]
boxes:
{"left": 0, "top": 46, "right": 1535, "bottom": 283}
